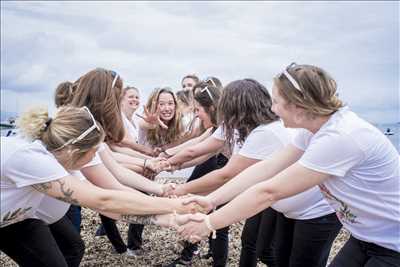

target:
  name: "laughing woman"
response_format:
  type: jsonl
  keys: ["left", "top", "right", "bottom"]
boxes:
{"left": 137, "top": 87, "right": 184, "bottom": 152}
{"left": 180, "top": 63, "right": 400, "bottom": 267}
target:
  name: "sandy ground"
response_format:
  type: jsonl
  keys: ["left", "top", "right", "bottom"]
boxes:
{"left": 0, "top": 176, "right": 349, "bottom": 266}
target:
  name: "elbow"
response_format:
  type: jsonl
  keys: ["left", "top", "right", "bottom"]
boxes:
{"left": 186, "top": 148, "right": 197, "bottom": 160}
{"left": 258, "top": 184, "right": 281, "bottom": 204}
{"left": 92, "top": 191, "right": 116, "bottom": 213}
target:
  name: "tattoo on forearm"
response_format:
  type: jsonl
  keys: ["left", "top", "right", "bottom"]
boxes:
{"left": 32, "top": 182, "right": 52, "bottom": 192}
{"left": 121, "top": 214, "right": 156, "bottom": 225}
{"left": 32, "top": 179, "right": 79, "bottom": 206}
{"left": 55, "top": 180, "right": 79, "bottom": 205}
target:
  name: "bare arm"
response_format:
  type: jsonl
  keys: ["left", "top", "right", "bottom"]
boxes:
{"left": 110, "top": 151, "right": 146, "bottom": 170}
{"left": 167, "top": 135, "right": 225, "bottom": 166}
{"left": 208, "top": 145, "right": 304, "bottom": 207}
{"left": 210, "top": 163, "right": 331, "bottom": 229}
{"left": 110, "top": 144, "right": 153, "bottom": 159}
{"left": 179, "top": 163, "right": 331, "bottom": 240}
{"left": 99, "top": 145, "right": 163, "bottom": 195}
{"left": 165, "top": 127, "right": 213, "bottom": 155}
{"left": 81, "top": 163, "right": 138, "bottom": 193}
{"left": 177, "top": 154, "right": 259, "bottom": 195}
{"left": 31, "top": 176, "right": 192, "bottom": 215}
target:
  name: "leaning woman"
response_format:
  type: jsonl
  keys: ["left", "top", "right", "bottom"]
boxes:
{"left": 0, "top": 106, "right": 197, "bottom": 267}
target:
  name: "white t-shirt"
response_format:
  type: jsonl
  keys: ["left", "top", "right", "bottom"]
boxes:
{"left": 293, "top": 107, "right": 400, "bottom": 251}
{"left": 211, "top": 125, "right": 225, "bottom": 141}
{"left": 211, "top": 126, "right": 233, "bottom": 159}
{"left": 34, "top": 152, "right": 102, "bottom": 224}
{"left": 0, "top": 137, "right": 69, "bottom": 227}
{"left": 236, "top": 121, "right": 333, "bottom": 220}
{"left": 122, "top": 112, "right": 139, "bottom": 142}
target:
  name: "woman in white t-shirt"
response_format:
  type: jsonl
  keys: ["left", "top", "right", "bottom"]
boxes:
{"left": 0, "top": 106, "right": 199, "bottom": 267}
{"left": 169, "top": 79, "right": 341, "bottom": 267}
{"left": 180, "top": 64, "right": 400, "bottom": 267}
{"left": 110, "top": 86, "right": 162, "bottom": 174}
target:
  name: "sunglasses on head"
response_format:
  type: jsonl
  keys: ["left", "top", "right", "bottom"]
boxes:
{"left": 53, "top": 106, "right": 100, "bottom": 151}
{"left": 277, "top": 62, "right": 302, "bottom": 92}
{"left": 199, "top": 86, "right": 214, "bottom": 101}
{"left": 204, "top": 77, "right": 217, "bottom": 87}
{"left": 110, "top": 70, "right": 119, "bottom": 89}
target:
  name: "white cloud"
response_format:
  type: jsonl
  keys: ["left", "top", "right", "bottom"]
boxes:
{"left": 1, "top": 1, "right": 398, "bottom": 123}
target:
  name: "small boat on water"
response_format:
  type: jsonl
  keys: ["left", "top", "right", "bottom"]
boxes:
{"left": 0, "top": 121, "right": 17, "bottom": 137}
{"left": 384, "top": 128, "right": 395, "bottom": 136}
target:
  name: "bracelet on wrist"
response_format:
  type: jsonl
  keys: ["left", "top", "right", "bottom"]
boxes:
{"left": 204, "top": 215, "right": 217, "bottom": 239}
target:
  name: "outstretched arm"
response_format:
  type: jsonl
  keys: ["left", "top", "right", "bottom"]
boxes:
{"left": 208, "top": 145, "right": 303, "bottom": 207}
{"left": 31, "top": 175, "right": 192, "bottom": 215}
{"left": 179, "top": 163, "right": 331, "bottom": 240}
{"left": 99, "top": 145, "right": 164, "bottom": 195}
{"left": 174, "top": 154, "right": 258, "bottom": 196}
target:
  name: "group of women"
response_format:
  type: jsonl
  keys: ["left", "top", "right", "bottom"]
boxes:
{"left": 1, "top": 64, "right": 399, "bottom": 267}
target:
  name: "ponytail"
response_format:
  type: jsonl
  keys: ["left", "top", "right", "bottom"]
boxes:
{"left": 16, "top": 106, "right": 50, "bottom": 141}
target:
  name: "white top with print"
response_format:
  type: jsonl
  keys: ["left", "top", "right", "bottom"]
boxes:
{"left": 293, "top": 107, "right": 400, "bottom": 251}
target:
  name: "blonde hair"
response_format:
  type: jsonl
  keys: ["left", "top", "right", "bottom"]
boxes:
{"left": 274, "top": 64, "right": 344, "bottom": 116}
{"left": 145, "top": 87, "right": 183, "bottom": 146}
{"left": 17, "top": 106, "right": 105, "bottom": 162}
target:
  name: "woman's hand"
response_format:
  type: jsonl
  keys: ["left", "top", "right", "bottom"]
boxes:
{"left": 137, "top": 106, "right": 168, "bottom": 129}
{"left": 161, "top": 183, "right": 177, "bottom": 197}
{"left": 181, "top": 194, "right": 215, "bottom": 214}
{"left": 163, "top": 184, "right": 187, "bottom": 197}
{"left": 178, "top": 214, "right": 210, "bottom": 243}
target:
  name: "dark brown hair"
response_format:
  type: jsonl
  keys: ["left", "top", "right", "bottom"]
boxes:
{"left": 218, "top": 79, "right": 279, "bottom": 145}
{"left": 54, "top": 81, "right": 75, "bottom": 108}
{"left": 70, "top": 68, "right": 125, "bottom": 143}
{"left": 193, "top": 82, "right": 221, "bottom": 126}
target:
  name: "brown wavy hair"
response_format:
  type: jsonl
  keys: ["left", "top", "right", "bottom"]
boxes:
{"left": 54, "top": 81, "right": 75, "bottom": 108}
{"left": 145, "top": 87, "right": 183, "bottom": 146}
{"left": 70, "top": 68, "right": 125, "bottom": 143}
{"left": 218, "top": 79, "right": 279, "bottom": 145}
{"left": 273, "top": 63, "right": 344, "bottom": 116}
{"left": 193, "top": 81, "right": 221, "bottom": 126}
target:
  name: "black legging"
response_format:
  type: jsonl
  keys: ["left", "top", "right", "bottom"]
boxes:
{"left": 99, "top": 215, "right": 144, "bottom": 253}
{"left": 0, "top": 216, "right": 85, "bottom": 267}
{"left": 180, "top": 154, "right": 229, "bottom": 267}
{"left": 239, "top": 208, "right": 278, "bottom": 267}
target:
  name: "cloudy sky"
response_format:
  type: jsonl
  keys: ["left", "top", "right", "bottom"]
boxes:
{"left": 1, "top": 1, "right": 398, "bottom": 123}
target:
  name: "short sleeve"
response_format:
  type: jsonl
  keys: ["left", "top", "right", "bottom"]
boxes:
{"left": 82, "top": 151, "right": 102, "bottom": 168}
{"left": 212, "top": 126, "right": 226, "bottom": 141}
{"left": 4, "top": 144, "right": 70, "bottom": 188}
{"left": 239, "top": 128, "right": 284, "bottom": 160}
{"left": 298, "top": 131, "right": 364, "bottom": 177}
{"left": 292, "top": 129, "right": 313, "bottom": 151}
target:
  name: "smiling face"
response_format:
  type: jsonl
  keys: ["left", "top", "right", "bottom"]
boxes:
{"left": 121, "top": 88, "right": 140, "bottom": 113}
{"left": 194, "top": 100, "right": 212, "bottom": 128}
{"left": 157, "top": 92, "right": 176, "bottom": 122}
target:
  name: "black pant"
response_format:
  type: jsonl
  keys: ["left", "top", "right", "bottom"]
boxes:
{"left": 66, "top": 205, "right": 82, "bottom": 233}
{"left": 274, "top": 212, "right": 342, "bottom": 267}
{"left": 239, "top": 207, "right": 278, "bottom": 267}
{"left": 329, "top": 235, "right": 400, "bottom": 267}
{"left": 0, "top": 216, "right": 85, "bottom": 267}
{"left": 99, "top": 214, "right": 144, "bottom": 253}
{"left": 180, "top": 154, "right": 229, "bottom": 267}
